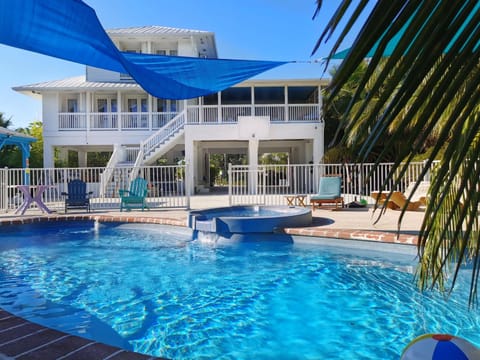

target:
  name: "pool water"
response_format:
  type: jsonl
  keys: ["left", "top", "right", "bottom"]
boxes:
{"left": 0, "top": 221, "right": 479, "bottom": 359}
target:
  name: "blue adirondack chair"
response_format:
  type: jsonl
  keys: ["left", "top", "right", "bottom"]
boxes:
{"left": 310, "top": 176, "right": 344, "bottom": 210}
{"left": 119, "top": 178, "right": 149, "bottom": 211}
{"left": 61, "top": 179, "right": 93, "bottom": 212}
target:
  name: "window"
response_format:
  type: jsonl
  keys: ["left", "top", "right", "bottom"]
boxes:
{"left": 254, "top": 87, "right": 284, "bottom": 104}
{"left": 111, "top": 99, "right": 117, "bottom": 112}
{"left": 221, "top": 87, "right": 251, "bottom": 105}
{"left": 157, "top": 99, "right": 167, "bottom": 112}
{"left": 156, "top": 50, "right": 167, "bottom": 56}
{"left": 170, "top": 50, "right": 178, "bottom": 56}
{"left": 127, "top": 97, "right": 148, "bottom": 112}
{"left": 128, "top": 99, "right": 137, "bottom": 112}
{"left": 67, "top": 99, "right": 78, "bottom": 112}
{"left": 96, "top": 98, "right": 117, "bottom": 112}
{"left": 287, "top": 86, "right": 318, "bottom": 104}
{"left": 97, "top": 99, "right": 107, "bottom": 112}
{"left": 156, "top": 99, "right": 178, "bottom": 112}
{"left": 203, "top": 93, "right": 218, "bottom": 106}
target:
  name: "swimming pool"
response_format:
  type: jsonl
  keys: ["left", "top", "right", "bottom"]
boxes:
{"left": 0, "top": 221, "right": 478, "bottom": 359}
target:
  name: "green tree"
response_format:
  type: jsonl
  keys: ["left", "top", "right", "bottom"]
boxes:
{"left": 315, "top": 1, "right": 480, "bottom": 303}
{"left": 0, "top": 119, "right": 43, "bottom": 168}
{"left": 26, "top": 121, "right": 43, "bottom": 168}
{"left": 0, "top": 113, "right": 21, "bottom": 167}
{"left": 0, "top": 112, "right": 12, "bottom": 128}
{"left": 259, "top": 152, "right": 289, "bottom": 165}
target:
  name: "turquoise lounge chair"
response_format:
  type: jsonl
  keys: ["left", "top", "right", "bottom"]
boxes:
{"left": 62, "top": 179, "right": 93, "bottom": 212}
{"left": 119, "top": 178, "right": 149, "bottom": 211}
{"left": 310, "top": 176, "right": 344, "bottom": 210}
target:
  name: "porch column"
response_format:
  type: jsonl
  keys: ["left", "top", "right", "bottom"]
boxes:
{"left": 117, "top": 91, "right": 122, "bottom": 131}
{"left": 305, "top": 140, "right": 313, "bottom": 164}
{"left": 78, "top": 150, "right": 87, "bottom": 167}
{"left": 312, "top": 123, "right": 325, "bottom": 164}
{"left": 43, "top": 144, "right": 55, "bottom": 168}
{"left": 148, "top": 95, "right": 153, "bottom": 130}
{"left": 86, "top": 91, "right": 91, "bottom": 132}
{"left": 184, "top": 137, "right": 195, "bottom": 195}
{"left": 312, "top": 124, "right": 324, "bottom": 184}
{"left": 248, "top": 138, "right": 259, "bottom": 194}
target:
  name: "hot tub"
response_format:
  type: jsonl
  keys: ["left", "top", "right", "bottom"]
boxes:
{"left": 188, "top": 205, "right": 312, "bottom": 237}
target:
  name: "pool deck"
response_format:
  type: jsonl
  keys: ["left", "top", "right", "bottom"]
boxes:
{"left": 0, "top": 195, "right": 425, "bottom": 359}
{"left": 0, "top": 194, "right": 425, "bottom": 245}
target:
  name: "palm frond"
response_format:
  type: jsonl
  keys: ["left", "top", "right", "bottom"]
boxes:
{"left": 315, "top": 0, "right": 480, "bottom": 303}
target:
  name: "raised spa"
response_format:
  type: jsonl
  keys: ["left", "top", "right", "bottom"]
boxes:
{"left": 188, "top": 205, "right": 312, "bottom": 236}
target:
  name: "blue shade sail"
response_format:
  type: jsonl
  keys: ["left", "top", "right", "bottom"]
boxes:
{"left": 0, "top": 0, "right": 288, "bottom": 99}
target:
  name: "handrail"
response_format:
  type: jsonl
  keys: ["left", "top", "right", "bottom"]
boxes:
{"left": 141, "top": 110, "right": 186, "bottom": 161}
{"left": 57, "top": 104, "right": 321, "bottom": 130}
{"left": 128, "top": 110, "right": 187, "bottom": 178}
{"left": 99, "top": 146, "right": 121, "bottom": 197}
{"left": 129, "top": 147, "right": 145, "bottom": 183}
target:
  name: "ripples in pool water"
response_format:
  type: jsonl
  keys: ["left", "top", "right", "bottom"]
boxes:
{"left": 0, "top": 221, "right": 478, "bottom": 359}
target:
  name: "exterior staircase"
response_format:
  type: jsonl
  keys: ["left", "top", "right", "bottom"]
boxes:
{"left": 129, "top": 110, "right": 186, "bottom": 181}
{"left": 100, "top": 110, "right": 186, "bottom": 194}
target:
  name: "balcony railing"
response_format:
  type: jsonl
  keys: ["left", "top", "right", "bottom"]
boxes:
{"left": 58, "top": 104, "right": 321, "bottom": 131}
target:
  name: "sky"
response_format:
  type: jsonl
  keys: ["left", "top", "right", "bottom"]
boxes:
{"left": 0, "top": 0, "right": 368, "bottom": 129}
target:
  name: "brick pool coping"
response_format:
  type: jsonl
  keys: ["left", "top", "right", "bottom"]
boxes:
{"left": 0, "top": 213, "right": 419, "bottom": 359}
{"left": 0, "top": 213, "right": 420, "bottom": 245}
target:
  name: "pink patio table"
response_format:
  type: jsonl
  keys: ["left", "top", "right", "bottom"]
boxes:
{"left": 15, "top": 185, "right": 53, "bottom": 215}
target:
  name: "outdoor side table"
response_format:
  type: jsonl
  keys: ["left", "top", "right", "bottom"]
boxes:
{"left": 15, "top": 185, "right": 53, "bottom": 215}
{"left": 285, "top": 194, "right": 307, "bottom": 207}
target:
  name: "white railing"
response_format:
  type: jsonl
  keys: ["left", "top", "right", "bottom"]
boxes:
{"left": 99, "top": 147, "right": 121, "bottom": 197}
{"left": 141, "top": 110, "right": 186, "bottom": 162}
{"left": 58, "top": 104, "right": 321, "bottom": 131}
{"left": 0, "top": 165, "right": 189, "bottom": 213}
{"left": 228, "top": 162, "right": 435, "bottom": 206}
{"left": 288, "top": 104, "right": 320, "bottom": 122}
{"left": 186, "top": 106, "right": 219, "bottom": 124}
{"left": 0, "top": 162, "right": 436, "bottom": 213}
{"left": 152, "top": 112, "right": 178, "bottom": 129}
{"left": 59, "top": 113, "right": 87, "bottom": 129}
{"left": 254, "top": 105, "right": 285, "bottom": 121}
{"left": 121, "top": 113, "right": 149, "bottom": 129}
{"left": 90, "top": 113, "right": 118, "bottom": 130}
{"left": 221, "top": 105, "right": 252, "bottom": 123}
{"left": 185, "top": 104, "right": 320, "bottom": 125}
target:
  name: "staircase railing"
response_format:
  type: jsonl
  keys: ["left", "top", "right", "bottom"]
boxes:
{"left": 129, "top": 148, "right": 145, "bottom": 183}
{"left": 142, "top": 110, "right": 186, "bottom": 160}
{"left": 129, "top": 110, "right": 187, "bottom": 183}
{"left": 129, "top": 110, "right": 187, "bottom": 181}
{"left": 99, "top": 146, "right": 121, "bottom": 197}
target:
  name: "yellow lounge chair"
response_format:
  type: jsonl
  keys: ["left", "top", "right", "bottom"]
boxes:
{"left": 370, "top": 191, "right": 399, "bottom": 210}
{"left": 389, "top": 191, "right": 425, "bottom": 211}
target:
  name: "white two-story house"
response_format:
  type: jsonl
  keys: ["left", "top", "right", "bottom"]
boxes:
{"left": 14, "top": 26, "right": 326, "bottom": 194}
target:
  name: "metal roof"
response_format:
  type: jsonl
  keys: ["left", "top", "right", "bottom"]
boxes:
{"left": 13, "top": 76, "right": 141, "bottom": 93}
{"left": 106, "top": 26, "right": 213, "bottom": 37}
{"left": 13, "top": 76, "right": 328, "bottom": 96}
{"left": 0, "top": 127, "right": 35, "bottom": 141}
{"left": 106, "top": 26, "right": 218, "bottom": 58}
